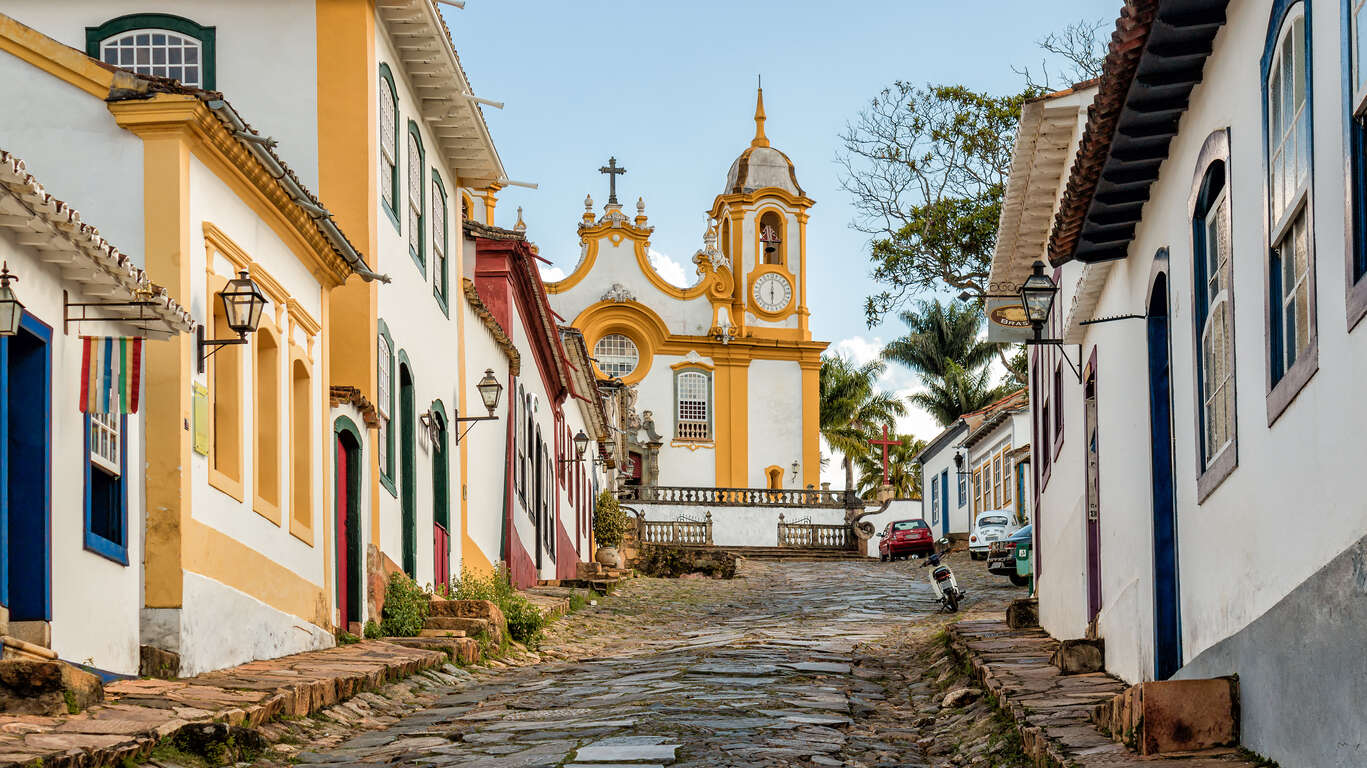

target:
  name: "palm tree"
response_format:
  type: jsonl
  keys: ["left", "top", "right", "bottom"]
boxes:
{"left": 854, "top": 432, "right": 928, "bottom": 500}
{"left": 819, "top": 355, "right": 907, "bottom": 493}
{"left": 909, "top": 360, "right": 1014, "bottom": 427}
{"left": 882, "top": 299, "right": 1003, "bottom": 379}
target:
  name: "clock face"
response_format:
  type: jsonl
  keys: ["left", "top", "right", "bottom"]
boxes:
{"left": 752, "top": 272, "right": 793, "bottom": 313}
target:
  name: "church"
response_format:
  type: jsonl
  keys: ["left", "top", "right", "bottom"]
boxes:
{"left": 546, "top": 88, "right": 827, "bottom": 492}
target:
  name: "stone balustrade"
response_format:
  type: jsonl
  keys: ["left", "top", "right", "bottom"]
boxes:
{"left": 621, "top": 485, "right": 846, "bottom": 508}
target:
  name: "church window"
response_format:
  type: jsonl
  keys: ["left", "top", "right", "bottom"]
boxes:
{"left": 1194, "top": 153, "right": 1236, "bottom": 474}
{"left": 378, "top": 322, "right": 396, "bottom": 496}
{"left": 432, "top": 172, "right": 449, "bottom": 313}
{"left": 594, "top": 334, "right": 639, "bottom": 378}
{"left": 85, "top": 413, "right": 127, "bottom": 564}
{"left": 1264, "top": 3, "right": 1317, "bottom": 405}
{"left": 758, "top": 211, "right": 785, "bottom": 265}
{"left": 675, "top": 370, "right": 711, "bottom": 441}
{"left": 86, "top": 14, "right": 215, "bottom": 89}
{"left": 379, "top": 65, "right": 400, "bottom": 228}
{"left": 720, "top": 218, "right": 732, "bottom": 264}
{"left": 407, "top": 121, "right": 426, "bottom": 272}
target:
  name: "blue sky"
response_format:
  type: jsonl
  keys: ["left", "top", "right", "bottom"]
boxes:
{"left": 445, "top": 0, "right": 1106, "bottom": 467}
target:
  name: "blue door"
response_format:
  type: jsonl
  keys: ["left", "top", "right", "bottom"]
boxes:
{"left": 1147, "top": 275, "right": 1181, "bottom": 680}
{"left": 2, "top": 314, "right": 52, "bottom": 623}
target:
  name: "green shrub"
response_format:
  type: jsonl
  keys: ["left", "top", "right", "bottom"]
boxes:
{"left": 448, "top": 564, "right": 548, "bottom": 647}
{"left": 593, "top": 490, "right": 630, "bottom": 548}
{"left": 363, "top": 619, "right": 382, "bottom": 639}
{"left": 380, "top": 572, "right": 428, "bottom": 637}
{"left": 335, "top": 630, "right": 360, "bottom": 645}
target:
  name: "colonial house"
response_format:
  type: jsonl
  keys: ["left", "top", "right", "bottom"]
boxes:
{"left": 0, "top": 15, "right": 378, "bottom": 675}
{"left": 0, "top": 150, "right": 193, "bottom": 675}
{"left": 990, "top": 1, "right": 1367, "bottom": 764}
{"left": 913, "top": 389, "right": 1029, "bottom": 542}
{"left": 545, "top": 88, "right": 827, "bottom": 493}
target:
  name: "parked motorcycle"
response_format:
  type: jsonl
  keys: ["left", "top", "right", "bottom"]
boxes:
{"left": 920, "top": 539, "right": 966, "bottom": 612}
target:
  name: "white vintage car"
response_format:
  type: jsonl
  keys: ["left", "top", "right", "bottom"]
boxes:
{"left": 969, "top": 510, "right": 1019, "bottom": 560}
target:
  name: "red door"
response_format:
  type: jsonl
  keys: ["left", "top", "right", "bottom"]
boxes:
{"left": 1084, "top": 363, "right": 1103, "bottom": 624}
{"left": 434, "top": 524, "right": 449, "bottom": 588}
{"left": 335, "top": 435, "right": 350, "bottom": 629}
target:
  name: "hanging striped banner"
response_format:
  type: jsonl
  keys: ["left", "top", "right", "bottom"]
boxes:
{"left": 80, "top": 336, "right": 143, "bottom": 415}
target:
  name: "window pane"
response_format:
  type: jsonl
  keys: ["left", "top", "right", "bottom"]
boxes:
{"left": 100, "top": 29, "right": 203, "bottom": 87}
{"left": 593, "top": 334, "right": 639, "bottom": 378}
{"left": 1357, "top": 5, "right": 1367, "bottom": 93}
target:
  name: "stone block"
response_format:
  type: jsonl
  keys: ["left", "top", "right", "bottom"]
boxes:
{"left": 140, "top": 645, "right": 181, "bottom": 679}
{"left": 1095, "top": 677, "right": 1238, "bottom": 755}
{"left": 0, "top": 660, "right": 104, "bottom": 715}
{"left": 1050, "top": 638, "right": 1104, "bottom": 675}
{"left": 1005, "top": 598, "right": 1039, "bottom": 629}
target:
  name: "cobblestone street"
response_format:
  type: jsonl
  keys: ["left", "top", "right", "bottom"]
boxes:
{"left": 273, "top": 556, "right": 1022, "bottom": 768}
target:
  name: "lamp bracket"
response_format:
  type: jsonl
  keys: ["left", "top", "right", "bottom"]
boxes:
{"left": 1078, "top": 313, "right": 1144, "bottom": 326}
{"left": 452, "top": 408, "right": 499, "bottom": 445}
{"left": 1024, "top": 336, "right": 1083, "bottom": 383}
{"left": 63, "top": 290, "right": 168, "bottom": 337}
{"left": 196, "top": 325, "right": 248, "bottom": 373}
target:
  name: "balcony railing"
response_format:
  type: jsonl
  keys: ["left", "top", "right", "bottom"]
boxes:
{"left": 620, "top": 485, "right": 846, "bottom": 508}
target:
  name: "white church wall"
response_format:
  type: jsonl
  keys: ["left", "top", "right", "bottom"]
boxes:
{"left": 0, "top": 52, "right": 146, "bottom": 259}
{"left": 6, "top": 1, "right": 322, "bottom": 190}
{"left": 746, "top": 359, "right": 804, "bottom": 487}
{"left": 550, "top": 235, "right": 714, "bottom": 337}
{"left": 631, "top": 503, "right": 847, "bottom": 548}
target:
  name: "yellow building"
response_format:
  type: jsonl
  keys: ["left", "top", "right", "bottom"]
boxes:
{"left": 546, "top": 88, "right": 827, "bottom": 491}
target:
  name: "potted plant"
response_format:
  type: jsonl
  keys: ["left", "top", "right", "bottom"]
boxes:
{"left": 593, "top": 489, "right": 630, "bottom": 568}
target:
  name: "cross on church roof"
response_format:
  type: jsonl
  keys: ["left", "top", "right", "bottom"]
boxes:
{"left": 598, "top": 156, "right": 627, "bottom": 205}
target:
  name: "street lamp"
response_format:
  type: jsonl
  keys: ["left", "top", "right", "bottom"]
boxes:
{"left": 560, "top": 429, "right": 591, "bottom": 464}
{"left": 198, "top": 270, "right": 268, "bottom": 373}
{"left": 1019, "top": 260, "right": 1081, "bottom": 382}
{"left": 1019, "top": 261, "right": 1058, "bottom": 333}
{"left": 454, "top": 368, "right": 503, "bottom": 445}
{"left": 0, "top": 263, "right": 24, "bottom": 336}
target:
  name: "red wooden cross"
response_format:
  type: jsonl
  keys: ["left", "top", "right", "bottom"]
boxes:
{"left": 867, "top": 424, "right": 903, "bottom": 485}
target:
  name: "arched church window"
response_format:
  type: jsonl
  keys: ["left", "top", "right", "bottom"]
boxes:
{"left": 675, "top": 370, "right": 711, "bottom": 441}
{"left": 720, "top": 218, "right": 732, "bottom": 263}
{"left": 594, "top": 334, "right": 639, "bottom": 378}
{"left": 759, "top": 211, "right": 785, "bottom": 265}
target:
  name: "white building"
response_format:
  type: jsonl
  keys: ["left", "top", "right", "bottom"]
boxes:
{"left": 989, "top": 1, "right": 1367, "bottom": 764}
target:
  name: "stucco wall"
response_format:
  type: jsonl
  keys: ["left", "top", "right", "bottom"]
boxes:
{"left": 1035, "top": 0, "right": 1367, "bottom": 696}
{"left": 459, "top": 296, "right": 508, "bottom": 572}
{"left": 860, "top": 499, "right": 924, "bottom": 558}
{"left": 0, "top": 53, "right": 145, "bottom": 259}
{"left": 746, "top": 358, "right": 804, "bottom": 487}
{"left": 5, "top": 1, "right": 321, "bottom": 190}
{"left": 631, "top": 503, "right": 847, "bottom": 548}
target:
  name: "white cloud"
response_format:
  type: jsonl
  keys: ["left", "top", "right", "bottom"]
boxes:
{"left": 648, "top": 248, "right": 693, "bottom": 287}
{"left": 540, "top": 264, "right": 566, "bottom": 282}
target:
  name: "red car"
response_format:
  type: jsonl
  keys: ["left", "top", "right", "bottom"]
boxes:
{"left": 878, "top": 519, "right": 935, "bottom": 561}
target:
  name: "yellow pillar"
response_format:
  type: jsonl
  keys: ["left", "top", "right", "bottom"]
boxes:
{"left": 800, "top": 357, "right": 820, "bottom": 488}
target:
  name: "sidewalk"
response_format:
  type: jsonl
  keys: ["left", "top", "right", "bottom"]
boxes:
{"left": 949, "top": 620, "right": 1255, "bottom": 767}
{"left": 0, "top": 641, "right": 447, "bottom": 768}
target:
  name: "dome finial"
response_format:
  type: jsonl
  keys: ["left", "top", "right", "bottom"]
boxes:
{"left": 751, "top": 75, "right": 769, "bottom": 148}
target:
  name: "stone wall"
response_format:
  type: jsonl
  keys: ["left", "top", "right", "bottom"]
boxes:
{"left": 631, "top": 545, "right": 737, "bottom": 579}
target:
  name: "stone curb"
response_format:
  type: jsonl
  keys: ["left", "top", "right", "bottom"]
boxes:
{"left": 946, "top": 620, "right": 1255, "bottom": 768}
{"left": 0, "top": 640, "right": 446, "bottom": 768}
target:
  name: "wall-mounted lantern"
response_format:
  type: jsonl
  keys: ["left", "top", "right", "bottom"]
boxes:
{"left": 0, "top": 263, "right": 24, "bottom": 336}
{"left": 198, "top": 270, "right": 267, "bottom": 373}
{"left": 560, "top": 429, "right": 591, "bottom": 464}
{"left": 454, "top": 368, "right": 503, "bottom": 445}
{"left": 1020, "top": 260, "right": 1081, "bottom": 383}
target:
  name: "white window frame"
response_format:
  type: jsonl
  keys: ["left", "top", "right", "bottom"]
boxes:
{"left": 594, "top": 334, "right": 639, "bottom": 379}
{"left": 90, "top": 412, "right": 121, "bottom": 476}
{"left": 99, "top": 29, "right": 203, "bottom": 87}
{"left": 675, "top": 370, "right": 711, "bottom": 441}
{"left": 1201, "top": 186, "right": 1235, "bottom": 465}
{"left": 1267, "top": 8, "right": 1309, "bottom": 240}
{"left": 1353, "top": 0, "right": 1367, "bottom": 115}
{"left": 380, "top": 81, "right": 398, "bottom": 212}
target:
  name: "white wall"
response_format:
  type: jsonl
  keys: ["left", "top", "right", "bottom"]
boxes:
{"left": 460, "top": 295, "right": 508, "bottom": 571}
{"left": 746, "top": 358, "right": 804, "bottom": 487}
{"left": 1035, "top": 0, "right": 1367, "bottom": 686}
{"left": 0, "top": 225, "right": 145, "bottom": 675}
{"left": 919, "top": 439, "right": 962, "bottom": 538}
{"left": 632, "top": 503, "right": 846, "bottom": 548}
{"left": 6, "top": 1, "right": 321, "bottom": 190}
{"left": 0, "top": 53, "right": 145, "bottom": 259}
{"left": 861, "top": 499, "right": 924, "bottom": 557}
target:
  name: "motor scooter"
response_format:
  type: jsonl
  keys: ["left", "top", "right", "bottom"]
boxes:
{"left": 920, "top": 539, "right": 966, "bottom": 612}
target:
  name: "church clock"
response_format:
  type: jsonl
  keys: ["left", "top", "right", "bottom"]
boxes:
{"left": 752, "top": 272, "right": 793, "bottom": 313}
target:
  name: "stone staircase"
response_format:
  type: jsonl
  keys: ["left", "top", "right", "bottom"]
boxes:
{"left": 535, "top": 561, "right": 634, "bottom": 596}
{"left": 382, "top": 598, "right": 507, "bottom": 664}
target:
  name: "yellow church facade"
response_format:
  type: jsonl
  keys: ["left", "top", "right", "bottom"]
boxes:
{"left": 547, "top": 90, "right": 826, "bottom": 490}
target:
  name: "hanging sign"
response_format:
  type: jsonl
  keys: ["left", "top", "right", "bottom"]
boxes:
{"left": 80, "top": 336, "right": 142, "bottom": 414}
{"left": 984, "top": 296, "right": 1036, "bottom": 343}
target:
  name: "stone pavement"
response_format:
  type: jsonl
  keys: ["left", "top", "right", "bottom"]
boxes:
{"left": 949, "top": 620, "right": 1256, "bottom": 767}
{"left": 0, "top": 641, "right": 447, "bottom": 768}
{"left": 278, "top": 556, "right": 1023, "bottom": 767}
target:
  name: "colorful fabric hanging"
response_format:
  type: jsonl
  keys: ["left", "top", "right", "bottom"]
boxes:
{"left": 80, "top": 336, "right": 142, "bottom": 414}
